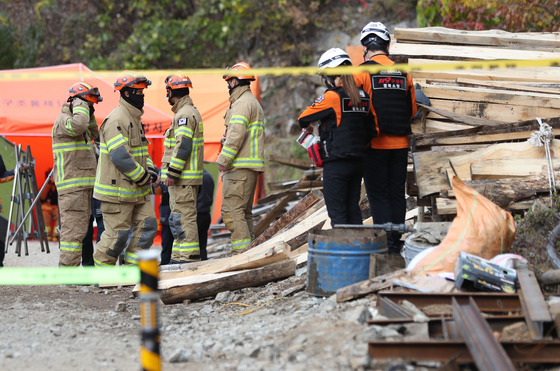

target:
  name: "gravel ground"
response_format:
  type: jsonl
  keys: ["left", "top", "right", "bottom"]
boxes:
{"left": 0, "top": 240, "right": 413, "bottom": 371}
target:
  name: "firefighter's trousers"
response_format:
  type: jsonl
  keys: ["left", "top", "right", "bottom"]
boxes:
{"left": 169, "top": 184, "right": 199, "bottom": 262}
{"left": 93, "top": 200, "right": 157, "bottom": 266}
{"left": 58, "top": 188, "right": 92, "bottom": 267}
{"left": 221, "top": 168, "right": 259, "bottom": 251}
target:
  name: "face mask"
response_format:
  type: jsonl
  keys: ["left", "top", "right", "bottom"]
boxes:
{"left": 123, "top": 90, "right": 144, "bottom": 110}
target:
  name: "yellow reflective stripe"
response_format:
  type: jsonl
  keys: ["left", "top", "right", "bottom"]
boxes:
{"left": 60, "top": 241, "right": 82, "bottom": 251}
{"left": 73, "top": 105, "right": 90, "bottom": 118}
{"left": 221, "top": 146, "right": 237, "bottom": 159}
{"left": 230, "top": 115, "right": 248, "bottom": 127}
{"left": 125, "top": 164, "right": 145, "bottom": 181}
{"left": 232, "top": 157, "right": 264, "bottom": 167}
{"left": 231, "top": 238, "right": 251, "bottom": 250}
{"left": 94, "top": 258, "right": 114, "bottom": 267}
{"left": 65, "top": 118, "right": 76, "bottom": 136}
{"left": 107, "top": 135, "right": 126, "bottom": 151}
{"left": 94, "top": 183, "right": 152, "bottom": 198}
{"left": 56, "top": 177, "right": 95, "bottom": 190}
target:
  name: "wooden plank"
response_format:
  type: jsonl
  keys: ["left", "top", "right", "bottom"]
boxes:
{"left": 413, "top": 147, "right": 481, "bottom": 198}
{"left": 411, "top": 67, "right": 560, "bottom": 84}
{"left": 417, "top": 128, "right": 560, "bottom": 147}
{"left": 412, "top": 119, "right": 474, "bottom": 134}
{"left": 160, "top": 259, "right": 296, "bottom": 304}
{"left": 429, "top": 99, "right": 560, "bottom": 122}
{"left": 391, "top": 42, "right": 560, "bottom": 61}
{"left": 267, "top": 154, "right": 313, "bottom": 170}
{"left": 418, "top": 103, "right": 504, "bottom": 126}
{"left": 158, "top": 240, "right": 290, "bottom": 281}
{"left": 250, "top": 189, "right": 324, "bottom": 248}
{"left": 421, "top": 85, "right": 560, "bottom": 109}
{"left": 448, "top": 140, "right": 560, "bottom": 181}
{"left": 395, "top": 27, "right": 560, "bottom": 51}
{"left": 336, "top": 269, "right": 408, "bottom": 303}
{"left": 471, "top": 159, "right": 560, "bottom": 178}
{"left": 455, "top": 78, "right": 560, "bottom": 95}
{"left": 253, "top": 193, "right": 298, "bottom": 238}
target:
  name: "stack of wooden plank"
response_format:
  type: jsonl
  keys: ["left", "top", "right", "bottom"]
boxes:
{"left": 148, "top": 189, "right": 329, "bottom": 304}
{"left": 390, "top": 27, "right": 560, "bottom": 217}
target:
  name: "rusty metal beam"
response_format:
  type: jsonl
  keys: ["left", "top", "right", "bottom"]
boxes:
{"left": 452, "top": 297, "right": 515, "bottom": 371}
{"left": 517, "top": 268, "right": 553, "bottom": 340}
{"left": 377, "top": 292, "right": 521, "bottom": 313}
{"left": 368, "top": 315, "right": 526, "bottom": 339}
{"left": 378, "top": 296, "right": 413, "bottom": 319}
{"left": 368, "top": 340, "right": 560, "bottom": 363}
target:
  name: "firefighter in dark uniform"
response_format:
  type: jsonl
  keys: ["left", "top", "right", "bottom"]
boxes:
{"left": 298, "top": 48, "right": 376, "bottom": 226}
{"left": 354, "top": 21, "right": 417, "bottom": 254}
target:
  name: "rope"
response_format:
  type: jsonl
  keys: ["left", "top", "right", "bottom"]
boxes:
{"left": 528, "top": 118, "right": 556, "bottom": 205}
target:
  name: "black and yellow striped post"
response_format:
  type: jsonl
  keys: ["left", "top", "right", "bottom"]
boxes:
{"left": 138, "top": 250, "right": 161, "bottom": 371}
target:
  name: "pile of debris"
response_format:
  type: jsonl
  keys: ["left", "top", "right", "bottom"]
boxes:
{"left": 142, "top": 27, "right": 560, "bottom": 369}
{"left": 392, "top": 27, "right": 560, "bottom": 219}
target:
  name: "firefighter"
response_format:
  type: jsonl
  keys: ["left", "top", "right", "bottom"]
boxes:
{"left": 92, "top": 73, "right": 159, "bottom": 266}
{"left": 354, "top": 22, "right": 417, "bottom": 254}
{"left": 298, "top": 48, "right": 376, "bottom": 226}
{"left": 218, "top": 62, "right": 265, "bottom": 253}
{"left": 52, "top": 82, "right": 102, "bottom": 266}
{"left": 161, "top": 73, "right": 204, "bottom": 263}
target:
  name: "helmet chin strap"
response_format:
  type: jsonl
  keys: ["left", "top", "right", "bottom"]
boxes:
{"left": 321, "top": 75, "right": 337, "bottom": 89}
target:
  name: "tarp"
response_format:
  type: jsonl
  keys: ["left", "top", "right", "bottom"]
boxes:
{"left": 0, "top": 63, "right": 262, "bottom": 225}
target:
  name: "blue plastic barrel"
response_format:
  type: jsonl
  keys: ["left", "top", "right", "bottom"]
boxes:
{"left": 306, "top": 227, "right": 387, "bottom": 296}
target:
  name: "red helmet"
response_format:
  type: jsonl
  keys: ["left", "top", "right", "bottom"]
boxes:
{"left": 68, "top": 82, "right": 103, "bottom": 104}
{"left": 223, "top": 62, "right": 255, "bottom": 81}
{"left": 165, "top": 74, "right": 193, "bottom": 90}
{"left": 114, "top": 74, "right": 151, "bottom": 91}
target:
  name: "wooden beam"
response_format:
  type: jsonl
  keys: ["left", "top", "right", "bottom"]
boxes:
{"left": 336, "top": 269, "right": 407, "bottom": 303}
{"left": 455, "top": 78, "right": 560, "bottom": 95}
{"left": 160, "top": 259, "right": 296, "bottom": 304}
{"left": 471, "top": 159, "right": 560, "bottom": 179}
{"left": 158, "top": 240, "right": 290, "bottom": 281}
{"left": 395, "top": 27, "right": 560, "bottom": 51}
{"left": 421, "top": 85, "right": 560, "bottom": 109}
{"left": 429, "top": 99, "right": 560, "bottom": 122}
{"left": 250, "top": 189, "right": 324, "bottom": 248}
{"left": 267, "top": 154, "right": 313, "bottom": 170}
{"left": 411, "top": 67, "right": 560, "bottom": 85}
{"left": 253, "top": 193, "right": 298, "bottom": 238}
{"left": 392, "top": 42, "right": 560, "bottom": 61}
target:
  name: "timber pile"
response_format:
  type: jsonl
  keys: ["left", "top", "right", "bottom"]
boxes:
{"left": 151, "top": 156, "right": 329, "bottom": 304}
{"left": 391, "top": 27, "right": 560, "bottom": 217}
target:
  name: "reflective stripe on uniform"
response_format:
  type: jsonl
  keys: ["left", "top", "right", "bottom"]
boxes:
{"left": 60, "top": 241, "right": 82, "bottom": 252}
{"left": 171, "top": 240, "right": 200, "bottom": 253}
{"left": 94, "top": 183, "right": 152, "bottom": 198}
{"left": 231, "top": 238, "right": 251, "bottom": 251}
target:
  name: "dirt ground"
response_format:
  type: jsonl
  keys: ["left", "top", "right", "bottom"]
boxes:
{"left": 0, "top": 241, "right": 402, "bottom": 371}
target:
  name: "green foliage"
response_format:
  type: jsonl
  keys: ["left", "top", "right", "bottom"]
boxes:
{"left": 0, "top": 18, "right": 16, "bottom": 69}
{"left": 2, "top": 0, "right": 415, "bottom": 70}
{"left": 417, "top": 0, "right": 560, "bottom": 31}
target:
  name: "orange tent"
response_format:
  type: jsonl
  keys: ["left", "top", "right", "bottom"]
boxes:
{"left": 0, "top": 63, "right": 262, "bottom": 226}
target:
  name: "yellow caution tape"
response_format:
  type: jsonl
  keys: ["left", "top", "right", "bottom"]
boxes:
{"left": 0, "top": 58, "right": 559, "bottom": 81}
{"left": 0, "top": 266, "right": 140, "bottom": 285}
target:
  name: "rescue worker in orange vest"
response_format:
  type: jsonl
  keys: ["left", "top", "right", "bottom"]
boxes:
{"left": 298, "top": 48, "right": 376, "bottom": 226}
{"left": 161, "top": 73, "right": 204, "bottom": 263}
{"left": 52, "top": 82, "right": 101, "bottom": 266}
{"left": 92, "top": 74, "right": 159, "bottom": 266}
{"left": 218, "top": 62, "right": 265, "bottom": 253}
{"left": 354, "top": 22, "right": 417, "bottom": 255}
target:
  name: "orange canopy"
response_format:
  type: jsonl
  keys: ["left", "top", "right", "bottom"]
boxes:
{"left": 0, "top": 63, "right": 261, "bottom": 225}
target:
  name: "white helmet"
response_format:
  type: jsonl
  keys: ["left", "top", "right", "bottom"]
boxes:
{"left": 317, "top": 48, "right": 352, "bottom": 70}
{"left": 360, "top": 22, "right": 390, "bottom": 51}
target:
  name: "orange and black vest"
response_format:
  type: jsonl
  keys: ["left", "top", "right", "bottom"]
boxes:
{"left": 298, "top": 87, "right": 376, "bottom": 162}
{"left": 362, "top": 60, "right": 413, "bottom": 136}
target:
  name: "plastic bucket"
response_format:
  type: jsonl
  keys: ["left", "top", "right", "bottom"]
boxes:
{"left": 403, "top": 232, "right": 436, "bottom": 265}
{"left": 306, "top": 227, "right": 387, "bottom": 297}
